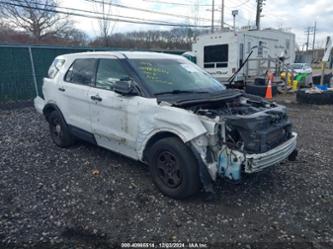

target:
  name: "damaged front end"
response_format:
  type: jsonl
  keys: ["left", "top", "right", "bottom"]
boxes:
{"left": 185, "top": 92, "right": 297, "bottom": 183}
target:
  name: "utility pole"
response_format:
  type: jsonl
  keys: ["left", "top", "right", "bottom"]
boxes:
{"left": 321, "top": 37, "right": 332, "bottom": 85}
{"left": 312, "top": 22, "right": 317, "bottom": 50}
{"left": 305, "top": 27, "right": 311, "bottom": 51}
{"left": 211, "top": 0, "right": 215, "bottom": 33}
{"left": 304, "top": 24, "right": 316, "bottom": 53}
{"left": 232, "top": 10, "right": 238, "bottom": 33}
{"left": 312, "top": 21, "right": 317, "bottom": 61}
{"left": 256, "top": 0, "right": 265, "bottom": 30}
{"left": 193, "top": 0, "right": 200, "bottom": 27}
{"left": 221, "top": 0, "right": 224, "bottom": 30}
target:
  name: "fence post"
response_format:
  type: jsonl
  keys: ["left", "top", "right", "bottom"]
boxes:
{"left": 28, "top": 46, "right": 39, "bottom": 97}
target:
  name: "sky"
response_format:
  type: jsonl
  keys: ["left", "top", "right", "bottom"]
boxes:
{"left": 60, "top": 0, "right": 333, "bottom": 49}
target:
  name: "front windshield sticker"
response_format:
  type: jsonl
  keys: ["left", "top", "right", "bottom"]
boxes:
{"left": 138, "top": 61, "right": 172, "bottom": 84}
{"left": 180, "top": 64, "right": 199, "bottom": 73}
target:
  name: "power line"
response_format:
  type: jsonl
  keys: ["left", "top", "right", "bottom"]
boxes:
{"left": 227, "top": 0, "right": 250, "bottom": 9}
{"left": 144, "top": 0, "right": 255, "bottom": 18}
{"left": 86, "top": 0, "right": 209, "bottom": 21}
{"left": 11, "top": 0, "right": 176, "bottom": 25}
{"left": 224, "top": 0, "right": 256, "bottom": 14}
{"left": 142, "top": 0, "right": 212, "bottom": 7}
{"left": 83, "top": 0, "right": 233, "bottom": 27}
{"left": 0, "top": 0, "right": 212, "bottom": 28}
{"left": 143, "top": 0, "right": 254, "bottom": 10}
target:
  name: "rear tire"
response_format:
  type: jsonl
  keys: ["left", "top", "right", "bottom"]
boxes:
{"left": 48, "top": 111, "right": 75, "bottom": 147}
{"left": 296, "top": 89, "right": 333, "bottom": 105}
{"left": 148, "top": 137, "right": 201, "bottom": 199}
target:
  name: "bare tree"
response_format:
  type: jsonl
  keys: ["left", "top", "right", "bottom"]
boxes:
{"left": 94, "top": 0, "right": 114, "bottom": 46}
{"left": 0, "top": 0, "right": 73, "bottom": 41}
{"left": 90, "top": 28, "right": 206, "bottom": 50}
{"left": 59, "top": 27, "right": 89, "bottom": 46}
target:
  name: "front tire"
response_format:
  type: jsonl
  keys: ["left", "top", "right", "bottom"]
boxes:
{"left": 148, "top": 137, "right": 200, "bottom": 199}
{"left": 48, "top": 111, "right": 75, "bottom": 147}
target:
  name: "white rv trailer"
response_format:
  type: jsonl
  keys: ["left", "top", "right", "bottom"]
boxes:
{"left": 192, "top": 29, "right": 296, "bottom": 83}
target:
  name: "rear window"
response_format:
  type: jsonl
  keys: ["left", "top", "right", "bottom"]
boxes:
{"left": 204, "top": 44, "right": 228, "bottom": 68}
{"left": 64, "top": 59, "right": 97, "bottom": 85}
{"left": 48, "top": 59, "right": 65, "bottom": 79}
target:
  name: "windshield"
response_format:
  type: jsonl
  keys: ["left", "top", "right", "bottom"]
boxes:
{"left": 129, "top": 58, "right": 226, "bottom": 95}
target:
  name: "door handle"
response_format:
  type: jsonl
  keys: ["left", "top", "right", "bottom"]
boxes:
{"left": 58, "top": 87, "right": 65, "bottom": 92}
{"left": 91, "top": 95, "right": 102, "bottom": 102}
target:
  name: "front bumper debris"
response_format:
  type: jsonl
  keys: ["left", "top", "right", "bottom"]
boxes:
{"left": 217, "top": 132, "right": 297, "bottom": 181}
{"left": 244, "top": 132, "right": 297, "bottom": 173}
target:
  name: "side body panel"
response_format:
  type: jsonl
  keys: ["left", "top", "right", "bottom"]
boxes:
{"left": 56, "top": 80, "right": 92, "bottom": 132}
{"left": 42, "top": 57, "right": 92, "bottom": 132}
{"left": 89, "top": 90, "right": 208, "bottom": 160}
{"left": 89, "top": 87, "right": 142, "bottom": 159}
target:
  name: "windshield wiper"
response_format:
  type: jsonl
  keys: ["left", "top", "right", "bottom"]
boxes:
{"left": 155, "top": 90, "right": 210, "bottom": 96}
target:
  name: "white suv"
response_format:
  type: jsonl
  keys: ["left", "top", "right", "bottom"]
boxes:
{"left": 34, "top": 51, "right": 297, "bottom": 199}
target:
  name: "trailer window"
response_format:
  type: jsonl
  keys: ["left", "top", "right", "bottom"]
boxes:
{"left": 258, "top": 41, "right": 263, "bottom": 57}
{"left": 204, "top": 44, "right": 228, "bottom": 68}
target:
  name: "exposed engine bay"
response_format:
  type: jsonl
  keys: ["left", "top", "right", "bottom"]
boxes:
{"left": 180, "top": 92, "right": 297, "bottom": 183}
{"left": 187, "top": 93, "right": 293, "bottom": 154}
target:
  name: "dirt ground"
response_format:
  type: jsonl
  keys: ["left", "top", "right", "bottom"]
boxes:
{"left": 0, "top": 94, "right": 332, "bottom": 249}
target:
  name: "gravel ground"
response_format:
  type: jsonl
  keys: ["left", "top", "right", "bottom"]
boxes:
{"left": 0, "top": 94, "right": 332, "bottom": 249}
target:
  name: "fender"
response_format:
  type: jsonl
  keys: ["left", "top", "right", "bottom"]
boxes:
{"left": 136, "top": 105, "right": 208, "bottom": 160}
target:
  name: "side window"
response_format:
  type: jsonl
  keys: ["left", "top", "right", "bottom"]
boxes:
{"left": 65, "top": 59, "right": 97, "bottom": 85}
{"left": 48, "top": 58, "right": 65, "bottom": 79}
{"left": 96, "top": 59, "right": 130, "bottom": 90}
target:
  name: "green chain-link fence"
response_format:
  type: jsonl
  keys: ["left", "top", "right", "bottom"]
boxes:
{"left": 0, "top": 44, "right": 185, "bottom": 103}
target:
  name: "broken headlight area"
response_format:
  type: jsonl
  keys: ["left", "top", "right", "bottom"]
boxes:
{"left": 225, "top": 111, "right": 293, "bottom": 154}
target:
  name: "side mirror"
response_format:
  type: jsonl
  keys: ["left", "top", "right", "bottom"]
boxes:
{"left": 114, "top": 80, "right": 138, "bottom": 96}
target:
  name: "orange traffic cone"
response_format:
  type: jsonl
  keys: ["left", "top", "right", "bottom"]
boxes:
{"left": 265, "top": 79, "right": 273, "bottom": 100}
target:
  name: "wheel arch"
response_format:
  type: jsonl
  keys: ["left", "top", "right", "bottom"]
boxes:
{"left": 141, "top": 131, "right": 185, "bottom": 162}
{"left": 43, "top": 103, "right": 66, "bottom": 123}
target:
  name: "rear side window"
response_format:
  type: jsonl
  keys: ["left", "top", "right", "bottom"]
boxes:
{"left": 204, "top": 44, "right": 228, "bottom": 68}
{"left": 48, "top": 59, "right": 65, "bottom": 79}
{"left": 65, "top": 59, "right": 97, "bottom": 85}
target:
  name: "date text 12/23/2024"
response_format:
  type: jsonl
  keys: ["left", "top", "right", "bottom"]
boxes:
{"left": 121, "top": 242, "right": 208, "bottom": 248}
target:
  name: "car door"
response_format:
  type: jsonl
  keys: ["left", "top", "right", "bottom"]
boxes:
{"left": 57, "top": 58, "right": 97, "bottom": 132}
{"left": 89, "top": 58, "right": 142, "bottom": 159}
